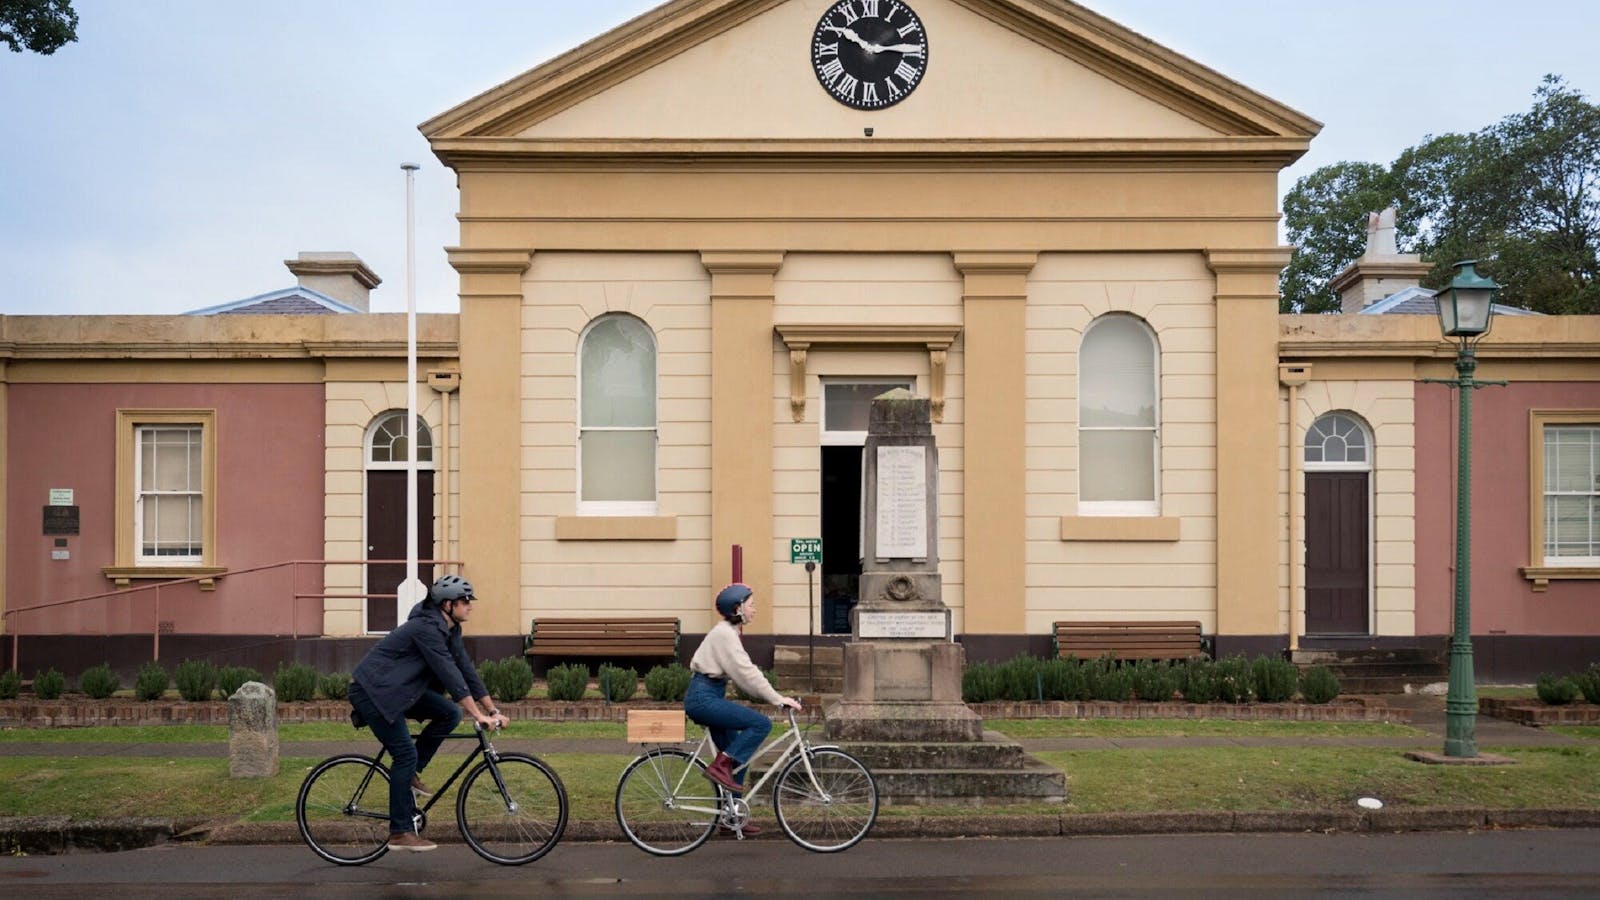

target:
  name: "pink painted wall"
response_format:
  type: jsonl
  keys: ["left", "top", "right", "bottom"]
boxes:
{"left": 1416, "top": 380, "right": 1600, "bottom": 636}
{"left": 7, "top": 383, "right": 325, "bottom": 636}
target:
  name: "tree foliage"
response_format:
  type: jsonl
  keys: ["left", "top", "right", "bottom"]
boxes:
{"left": 1282, "top": 77, "right": 1600, "bottom": 315}
{"left": 1, "top": 0, "right": 77, "bottom": 55}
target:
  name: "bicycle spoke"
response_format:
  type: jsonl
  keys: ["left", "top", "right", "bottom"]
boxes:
{"left": 457, "top": 754, "right": 567, "bottom": 865}
{"left": 773, "top": 748, "right": 878, "bottom": 853}
{"left": 615, "top": 749, "right": 720, "bottom": 856}
{"left": 296, "top": 756, "right": 391, "bottom": 865}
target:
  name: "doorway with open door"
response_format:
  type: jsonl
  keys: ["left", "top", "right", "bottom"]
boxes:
{"left": 819, "top": 379, "right": 913, "bottom": 634}
{"left": 364, "top": 411, "right": 437, "bottom": 633}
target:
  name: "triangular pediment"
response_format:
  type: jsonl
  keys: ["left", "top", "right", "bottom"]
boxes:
{"left": 423, "top": 0, "right": 1318, "bottom": 147}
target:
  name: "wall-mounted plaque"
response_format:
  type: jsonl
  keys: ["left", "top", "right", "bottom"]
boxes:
{"left": 43, "top": 505, "right": 79, "bottom": 535}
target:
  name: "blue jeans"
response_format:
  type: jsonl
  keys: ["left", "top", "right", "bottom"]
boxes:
{"left": 348, "top": 681, "right": 461, "bottom": 834}
{"left": 683, "top": 673, "right": 771, "bottom": 785}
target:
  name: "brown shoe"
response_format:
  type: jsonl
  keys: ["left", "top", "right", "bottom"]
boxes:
{"left": 387, "top": 832, "right": 437, "bottom": 852}
{"left": 719, "top": 821, "right": 762, "bottom": 837}
{"left": 703, "top": 753, "right": 744, "bottom": 793}
{"left": 410, "top": 776, "right": 432, "bottom": 798}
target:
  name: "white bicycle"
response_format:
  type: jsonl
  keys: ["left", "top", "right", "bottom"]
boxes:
{"left": 614, "top": 707, "right": 878, "bottom": 855}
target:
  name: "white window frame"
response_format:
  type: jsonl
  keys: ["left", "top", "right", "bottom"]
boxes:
{"left": 576, "top": 313, "right": 659, "bottom": 516}
{"left": 1538, "top": 419, "right": 1600, "bottom": 567}
{"left": 133, "top": 424, "right": 204, "bottom": 565}
{"left": 819, "top": 377, "right": 917, "bottom": 447}
{"left": 1077, "top": 314, "right": 1160, "bottom": 517}
{"left": 1303, "top": 411, "right": 1374, "bottom": 473}
{"left": 365, "top": 412, "right": 435, "bottom": 471}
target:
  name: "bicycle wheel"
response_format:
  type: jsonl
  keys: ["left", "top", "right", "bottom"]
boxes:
{"left": 614, "top": 748, "right": 722, "bottom": 856}
{"left": 773, "top": 747, "right": 878, "bottom": 853}
{"left": 456, "top": 752, "right": 568, "bottom": 865}
{"left": 296, "top": 755, "right": 392, "bottom": 865}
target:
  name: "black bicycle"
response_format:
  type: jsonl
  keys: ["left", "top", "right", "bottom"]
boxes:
{"left": 296, "top": 723, "right": 567, "bottom": 866}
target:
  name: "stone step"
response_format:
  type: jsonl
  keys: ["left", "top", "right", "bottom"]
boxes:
{"left": 835, "top": 733, "right": 1032, "bottom": 771}
{"left": 776, "top": 675, "right": 843, "bottom": 693}
{"left": 1293, "top": 648, "right": 1445, "bottom": 666}
{"left": 1311, "top": 663, "right": 1449, "bottom": 679}
{"left": 773, "top": 644, "right": 845, "bottom": 665}
{"left": 1335, "top": 674, "right": 1444, "bottom": 694}
{"left": 869, "top": 762, "right": 1067, "bottom": 806}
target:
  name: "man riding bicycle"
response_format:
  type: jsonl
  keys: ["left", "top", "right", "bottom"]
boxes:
{"left": 348, "top": 574, "right": 509, "bottom": 852}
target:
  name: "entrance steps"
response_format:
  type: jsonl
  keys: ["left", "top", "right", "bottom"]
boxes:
{"left": 1293, "top": 645, "right": 1447, "bottom": 694}
{"left": 774, "top": 643, "right": 844, "bottom": 694}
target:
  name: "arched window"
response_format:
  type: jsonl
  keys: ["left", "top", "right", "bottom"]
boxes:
{"left": 1304, "top": 412, "right": 1371, "bottom": 470}
{"left": 1078, "top": 314, "right": 1159, "bottom": 515}
{"left": 366, "top": 411, "right": 433, "bottom": 468}
{"left": 579, "top": 314, "right": 658, "bottom": 513}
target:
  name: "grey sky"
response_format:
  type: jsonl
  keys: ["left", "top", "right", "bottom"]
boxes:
{"left": 3, "top": 1, "right": 1596, "bottom": 315}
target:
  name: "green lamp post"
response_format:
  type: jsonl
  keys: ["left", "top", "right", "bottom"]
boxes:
{"left": 1432, "top": 260, "right": 1500, "bottom": 758}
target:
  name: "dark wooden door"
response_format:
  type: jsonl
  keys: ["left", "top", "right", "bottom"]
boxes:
{"left": 366, "top": 470, "right": 435, "bottom": 633}
{"left": 1305, "top": 471, "right": 1369, "bottom": 634}
{"left": 820, "top": 446, "right": 863, "bottom": 635}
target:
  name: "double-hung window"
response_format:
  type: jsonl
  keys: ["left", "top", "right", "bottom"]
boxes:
{"left": 1078, "top": 313, "right": 1160, "bottom": 516}
{"left": 578, "top": 314, "right": 658, "bottom": 515}
{"left": 1542, "top": 423, "right": 1600, "bottom": 565}
{"left": 135, "top": 425, "right": 204, "bottom": 562}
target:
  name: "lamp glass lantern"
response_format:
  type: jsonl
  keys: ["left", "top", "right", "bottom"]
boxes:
{"left": 1435, "top": 260, "right": 1498, "bottom": 338}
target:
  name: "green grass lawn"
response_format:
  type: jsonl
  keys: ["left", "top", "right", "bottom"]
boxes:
{"left": 1549, "top": 725, "right": 1600, "bottom": 741}
{"left": 0, "top": 720, "right": 637, "bottom": 743}
{"left": 986, "top": 719, "right": 1423, "bottom": 739}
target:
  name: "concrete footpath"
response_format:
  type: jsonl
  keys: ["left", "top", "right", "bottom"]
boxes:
{"left": 3, "top": 692, "right": 1597, "bottom": 853}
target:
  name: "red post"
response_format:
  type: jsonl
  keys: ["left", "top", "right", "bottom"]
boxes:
{"left": 731, "top": 544, "right": 743, "bottom": 584}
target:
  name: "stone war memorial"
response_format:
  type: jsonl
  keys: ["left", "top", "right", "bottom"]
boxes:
{"left": 824, "top": 390, "right": 1064, "bottom": 805}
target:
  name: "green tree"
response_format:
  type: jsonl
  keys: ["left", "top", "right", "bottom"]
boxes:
{"left": 1282, "top": 77, "right": 1600, "bottom": 315}
{"left": 1, "top": 0, "right": 77, "bottom": 55}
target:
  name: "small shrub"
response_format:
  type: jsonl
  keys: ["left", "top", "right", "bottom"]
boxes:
{"left": 479, "top": 657, "right": 534, "bottom": 704}
{"left": 1130, "top": 660, "right": 1179, "bottom": 702}
{"left": 734, "top": 668, "right": 780, "bottom": 703}
{"left": 998, "top": 654, "right": 1045, "bottom": 702}
{"left": 1180, "top": 658, "right": 1222, "bottom": 704}
{"left": 546, "top": 663, "right": 589, "bottom": 702}
{"left": 134, "top": 662, "right": 169, "bottom": 701}
{"left": 0, "top": 669, "right": 20, "bottom": 700}
{"left": 174, "top": 659, "right": 219, "bottom": 702}
{"left": 1299, "top": 665, "right": 1340, "bottom": 704}
{"left": 217, "top": 665, "right": 264, "bottom": 698}
{"left": 319, "top": 672, "right": 350, "bottom": 701}
{"left": 1251, "top": 656, "right": 1299, "bottom": 704}
{"left": 645, "top": 664, "right": 692, "bottom": 702}
{"left": 34, "top": 668, "right": 66, "bottom": 700}
{"left": 1040, "top": 657, "right": 1090, "bottom": 701}
{"left": 962, "top": 661, "right": 1004, "bottom": 704}
{"left": 1537, "top": 673, "right": 1580, "bottom": 706}
{"left": 598, "top": 664, "right": 639, "bottom": 703}
{"left": 1574, "top": 665, "right": 1600, "bottom": 705}
{"left": 273, "top": 662, "right": 318, "bottom": 702}
{"left": 1215, "top": 654, "right": 1255, "bottom": 704}
{"left": 79, "top": 663, "right": 119, "bottom": 700}
{"left": 1087, "top": 658, "right": 1133, "bottom": 702}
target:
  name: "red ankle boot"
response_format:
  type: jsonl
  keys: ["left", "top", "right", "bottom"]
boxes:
{"left": 703, "top": 752, "right": 743, "bottom": 793}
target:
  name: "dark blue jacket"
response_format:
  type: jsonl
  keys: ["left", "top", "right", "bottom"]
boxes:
{"left": 352, "top": 601, "right": 488, "bottom": 724}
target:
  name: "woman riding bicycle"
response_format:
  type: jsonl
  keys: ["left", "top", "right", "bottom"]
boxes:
{"left": 685, "top": 583, "right": 803, "bottom": 810}
{"left": 348, "top": 574, "right": 509, "bottom": 852}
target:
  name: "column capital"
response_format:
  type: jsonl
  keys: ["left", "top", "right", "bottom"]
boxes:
{"left": 1204, "top": 247, "right": 1294, "bottom": 278}
{"left": 700, "top": 251, "right": 786, "bottom": 277}
{"left": 445, "top": 247, "right": 533, "bottom": 276}
{"left": 954, "top": 252, "right": 1037, "bottom": 301}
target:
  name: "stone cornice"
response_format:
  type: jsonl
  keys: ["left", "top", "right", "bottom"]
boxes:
{"left": 1328, "top": 257, "right": 1434, "bottom": 294}
{"left": 0, "top": 314, "right": 459, "bottom": 361}
{"left": 775, "top": 323, "right": 963, "bottom": 423}
{"left": 444, "top": 248, "right": 533, "bottom": 276}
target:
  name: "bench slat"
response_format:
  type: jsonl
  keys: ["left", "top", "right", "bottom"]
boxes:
{"left": 526, "top": 616, "right": 680, "bottom": 658}
{"left": 1052, "top": 619, "right": 1206, "bottom": 662}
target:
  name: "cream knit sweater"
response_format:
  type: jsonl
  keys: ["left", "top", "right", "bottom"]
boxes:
{"left": 689, "top": 620, "right": 786, "bottom": 706}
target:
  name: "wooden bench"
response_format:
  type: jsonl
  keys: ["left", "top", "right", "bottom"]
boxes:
{"left": 523, "top": 617, "right": 680, "bottom": 662}
{"left": 1052, "top": 620, "right": 1208, "bottom": 662}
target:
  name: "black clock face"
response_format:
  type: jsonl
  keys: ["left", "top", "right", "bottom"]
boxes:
{"left": 811, "top": 0, "right": 929, "bottom": 110}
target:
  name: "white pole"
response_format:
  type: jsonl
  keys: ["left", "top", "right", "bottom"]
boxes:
{"left": 402, "top": 162, "right": 421, "bottom": 618}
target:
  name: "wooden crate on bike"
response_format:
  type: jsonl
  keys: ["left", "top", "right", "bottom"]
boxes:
{"left": 627, "top": 710, "right": 686, "bottom": 743}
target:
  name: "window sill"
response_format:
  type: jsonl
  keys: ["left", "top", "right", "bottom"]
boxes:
{"left": 555, "top": 516, "right": 677, "bottom": 541}
{"left": 102, "top": 565, "right": 228, "bottom": 591}
{"left": 1520, "top": 566, "right": 1600, "bottom": 592}
{"left": 1060, "top": 516, "right": 1180, "bottom": 542}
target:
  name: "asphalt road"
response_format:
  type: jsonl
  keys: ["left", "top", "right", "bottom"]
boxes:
{"left": 4, "top": 831, "right": 1599, "bottom": 898}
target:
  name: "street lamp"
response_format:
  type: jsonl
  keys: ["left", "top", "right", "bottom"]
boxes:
{"left": 1431, "top": 259, "right": 1500, "bottom": 758}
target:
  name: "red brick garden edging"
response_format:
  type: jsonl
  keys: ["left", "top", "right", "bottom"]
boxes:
{"left": 1478, "top": 697, "right": 1600, "bottom": 726}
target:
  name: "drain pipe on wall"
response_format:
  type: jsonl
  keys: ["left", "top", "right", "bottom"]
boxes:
{"left": 429, "top": 371, "right": 461, "bottom": 572}
{"left": 1279, "top": 364, "right": 1312, "bottom": 652}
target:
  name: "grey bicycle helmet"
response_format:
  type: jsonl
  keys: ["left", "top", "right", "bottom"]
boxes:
{"left": 715, "top": 583, "right": 752, "bottom": 622}
{"left": 427, "top": 574, "right": 474, "bottom": 608}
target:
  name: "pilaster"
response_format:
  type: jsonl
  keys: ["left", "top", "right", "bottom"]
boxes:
{"left": 447, "top": 247, "right": 532, "bottom": 637}
{"left": 1207, "top": 248, "right": 1294, "bottom": 638}
{"left": 955, "top": 252, "right": 1036, "bottom": 635}
{"left": 703, "top": 251, "right": 784, "bottom": 634}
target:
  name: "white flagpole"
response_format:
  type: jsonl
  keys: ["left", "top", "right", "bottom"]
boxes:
{"left": 402, "top": 162, "right": 421, "bottom": 619}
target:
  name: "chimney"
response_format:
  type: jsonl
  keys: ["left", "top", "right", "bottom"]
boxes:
{"left": 284, "top": 251, "right": 381, "bottom": 312}
{"left": 1329, "top": 207, "right": 1432, "bottom": 313}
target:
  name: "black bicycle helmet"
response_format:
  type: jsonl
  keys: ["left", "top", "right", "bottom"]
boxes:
{"left": 427, "top": 574, "right": 474, "bottom": 608}
{"left": 715, "top": 583, "right": 753, "bottom": 622}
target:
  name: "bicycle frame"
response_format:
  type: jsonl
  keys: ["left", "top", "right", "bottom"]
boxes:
{"left": 676, "top": 708, "right": 835, "bottom": 815}
{"left": 350, "top": 724, "right": 507, "bottom": 822}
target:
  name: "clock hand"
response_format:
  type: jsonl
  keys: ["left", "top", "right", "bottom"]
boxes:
{"left": 822, "top": 25, "right": 874, "bottom": 52}
{"left": 871, "top": 42, "right": 924, "bottom": 54}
